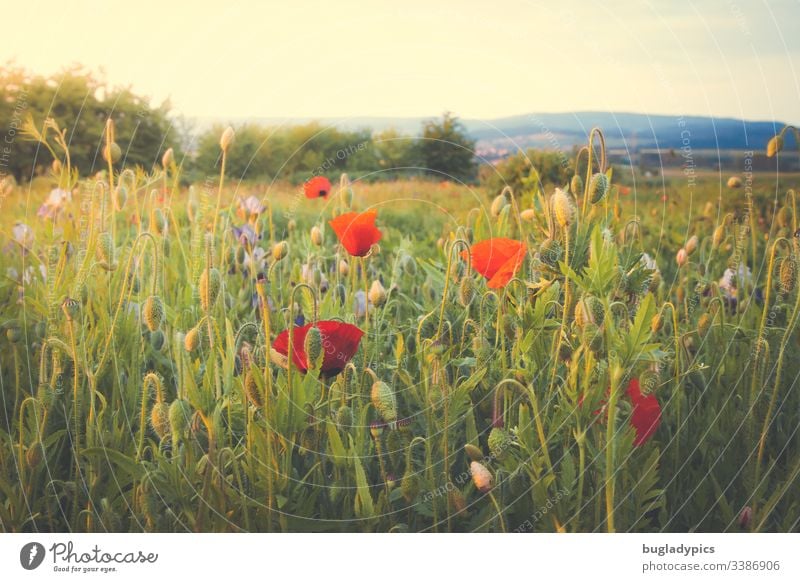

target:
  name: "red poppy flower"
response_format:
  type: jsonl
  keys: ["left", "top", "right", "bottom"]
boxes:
{"left": 464, "top": 238, "right": 527, "bottom": 289}
{"left": 304, "top": 176, "right": 332, "bottom": 199}
{"left": 272, "top": 320, "right": 363, "bottom": 377}
{"left": 329, "top": 211, "right": 382, "bottom": 257}
{"left": 626, "top": 378, "right": 661, "bottom": 447}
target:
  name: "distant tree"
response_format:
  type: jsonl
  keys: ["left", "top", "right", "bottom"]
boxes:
{"left": 372, "top": 128, "right": 417, "bottom": 179}
{"left": 417, "top": 112, "right": 476, "bottom": 182}
{"left": 0, "top": 65, "right": 182, "bottom": 181}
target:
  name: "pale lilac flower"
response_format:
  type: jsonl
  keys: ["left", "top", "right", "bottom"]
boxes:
{"left": 37, "top": 188, "right": 72, "bottom": 220}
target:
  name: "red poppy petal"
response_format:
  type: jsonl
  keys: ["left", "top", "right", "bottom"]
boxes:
{"left": 317, "top": 321, "right": 364, "bottom": 373}
{"left": 465, "top": 238, "right": 525, "bottom": 280}
{"left": 486, "top": 245, "right": 527, "bottom": 288}
{"left": 329, "top": 211, "right": 382, "bottom": 257}
{"left": 631, "top": 394, "right": 661, "bottom": 446}
{"left": 272, "top": 323, "right": 311, "bottom": 371}
{"left": 304, "top": 176, "right": 332, "bottom": 199}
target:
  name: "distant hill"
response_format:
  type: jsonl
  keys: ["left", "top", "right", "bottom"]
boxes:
{"left": 191, "top": 111, "right": 786, "bottom": 161}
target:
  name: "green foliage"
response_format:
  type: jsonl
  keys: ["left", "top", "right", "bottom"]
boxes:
{"left": 480, "top": 149, "right": 572, "bottom": 197}
{"left": 0, "top": 65, "right": 182, "bottom": 180}
{"left": 416, "top": 112, "right": 477, "bottom": 182}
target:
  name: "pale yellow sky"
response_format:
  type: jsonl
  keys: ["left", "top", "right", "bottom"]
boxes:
{"left": 2, "top": 0, "right": 798, "bottom": 122}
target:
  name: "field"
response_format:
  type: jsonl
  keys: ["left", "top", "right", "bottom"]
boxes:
{"left": 1, "top": 127, "right": 799, "bottom": 533}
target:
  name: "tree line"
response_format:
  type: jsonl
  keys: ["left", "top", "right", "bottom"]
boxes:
{"left": 1, "top": 67, "right": 479, "bottom": 185}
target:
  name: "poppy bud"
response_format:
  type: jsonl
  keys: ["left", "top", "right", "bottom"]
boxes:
{"left": 470, "top": 461, "right": 493, "bottom": 493}
{"left": 371, "top": 381, "right": 397, "bottom": 422}
{"left": 162, "top": 147, "right": 174, "bottom": 168}
{"left": 168, "top": 399, "right": 192, "bottom": 437}
{"left": 767, "top": 134, "right": 784, "bottom": 158}
{"left": 61, "top": 297, "right": 80, "bottom": 322}
{"left": 539, "top": 238, "right": 563, "bottom": 267}
{"left": 287, "top": 219, "right": 296, "bottom": 233}
{"left": 676, "top": 248, "right": 688, "bottom": 267}
{"left": 220, "top": 126, "right": 235, "bottom": 153}
{"left": 184, "top": 325, "right": 202, "bottom": 352}
{"left": 244, "top": 371, "right": 263, "bottom": 408}
{"left": 403, "top": 255, "right": 417, "bottom": 276}
{"left": 310, "top": 225, "right": 323, "bottom": 246}
{"left": 304, "top": 326, "right": 324, "bottom": 371}
{"left": 780, "top": 257, "right": 796, "bottom": 292}
{"left": 570, "top": 174, "right": 584, "bottom": 196}
{"left": 520, "top": 208, "right": 536, "bottom": 222}
{"left": 272, "top": 241, "right": 289, "bottom": 262}
{"left": 338, "top": 259, "right": 349, "bottom": 276}
{"left": 738, "top": 506, "right": 753, "bottom": 528}
{"left": 199, "top": 268, "right": 221, "bottom": 311}
{"left": 588, "top": 172, "right": 609, "bottom": 204}
{"left": 727, "top": 176, "right": 742, "bottom": 189}
{"left": 104, "top": 142, "right": 121, "bottom": 164}
{"left": 26, "top": 441, "right": 43, "bottom": 468}
{"left": 464, "top": 443, "right": 483, "bottom": 462}
{"left": 401, "top": 469, "right": 420, "bottom": 502}
{"left": 488, "top": 427, "right": 512, "bottom": 460}
{"left": 150, "top": 402, "right": 171, "bottom": 439}
{"left": 582, "top": 322, "right": 603, "bottom": 352}
{"left": 336, "top": 404, "right": 353, "bottom": 429}
{"left": 552, "top": 188, "right": 574, "bottom": 228}
{"left": 490, "top": 194, "right": 508, "bottom": 218}
{"left": 697, "top": 313, "right": 711, "bottom": 337}
{"left": 712, "top": 225, "right": 725, "bottom": 249}
{"left": 51, "top": 158, "right": 62, "bottom": 174}
{"left": 458, "top": 276, "right": 475, "bottom": 307}
{"left": 368, "top": 280, "right": 387, "bottom": 307}
{"left": 113, "top": 186, "right": 128, "bottom": 211}
{"left": 685, "top": 235, "right": 699, "bottom": 255}
{"left": 143, "top": 295, "right": 165, "bottom": 332}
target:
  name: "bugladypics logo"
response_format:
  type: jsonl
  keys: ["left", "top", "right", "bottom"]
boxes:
{"left": 20, "top": 542, "right": 46, "bottom": 570}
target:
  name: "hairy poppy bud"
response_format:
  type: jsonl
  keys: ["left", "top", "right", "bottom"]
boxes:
{"left": 651, "top": 313, "right": 664, "bottom": 334}
{"left": 113, "top": 186, "right": 127, "bottom": 211}
{"left": 104, "top": 142, "right": 121, "bottom": 164}
{"left": 272, "top": 241, "right": 289, "bottom": 262}
{"left": 470, "top": 461, "right": 493, "bottom": 493}
{"left": 220, "top": 126, "right": 235, "bottom": 152}
{"left": 244, "top": 371, "right": 263, "bottom": 408}
{"left": 184, "top": 325, "right": 202, "bottom": 352}
{"left": 464, "top": 443, "right": 484, "bottom": 462}
{"left": 168, "top": 399, "right": 192, "bottom": 437}
{"left": 459, "top": 276, "right": 475, "bottom": 307}
{"left": 552, "top": 188, "right": 574, "bottom": 227}
{"left": 539, "top": 238, "right": 563, "bottom": 267}
{"left": 588, "top": 172, "right": 609, "bottom": 204}
{"left": 697, "top": 313, "right": 711, "bottom": 337}
{"left": 162, "top": 147, "right": 174, "bottom": 168}
{"left": 520, "top": 208, "right": 536, "bottom": 222}
{"left": 727, "top": 176, "right": 742, "bottom": 189}
{"left": 143, "top": 295, "right": 165, "bottom": 332}
{"left": 780, "top": 257, "right": 796, "bottom": 292}
{"left": 676, "top": 248, "right": 688, "bottom": 267}
{"left": 304, "top": 325, "right": 324, "bottom": 371}
{"left": 150, "top": 402, "right": 171, "bottom": 439}
{"left": 685, "top": 235, "right": 699, "bottom": 255}
{"left": 199, "top": 267, "right": 221, "bottom": 311}
{"left": 26, "top": 441, "right": 43, "bottom": 468}
{"left": 767, "top": 134, "right": 784, "bottom": 158}
{"left": 371, "top": 381, "right": 397, "bottom": 422}
{"left": 712, "top": 225, "right": 725, "bottom": 249}
{"left": 488, "top": 427, "right": 512, "bottom": 460}
{"left": 61, "top": 297, "right": 80, "bottom": 322}
{"left": 490, "top": 194, "right": 508, "bottom": 218}
{"left": 368, "top": 280, "right": 387, "bottom": 307}
{"left": 336, "top": 404, "right": 353, "bottom": 429}
{"left": 570, "top": 174, "right": 584, "bottom": 196}
{"left": 310, "top": 225, "right": 323, "bottom": 246}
